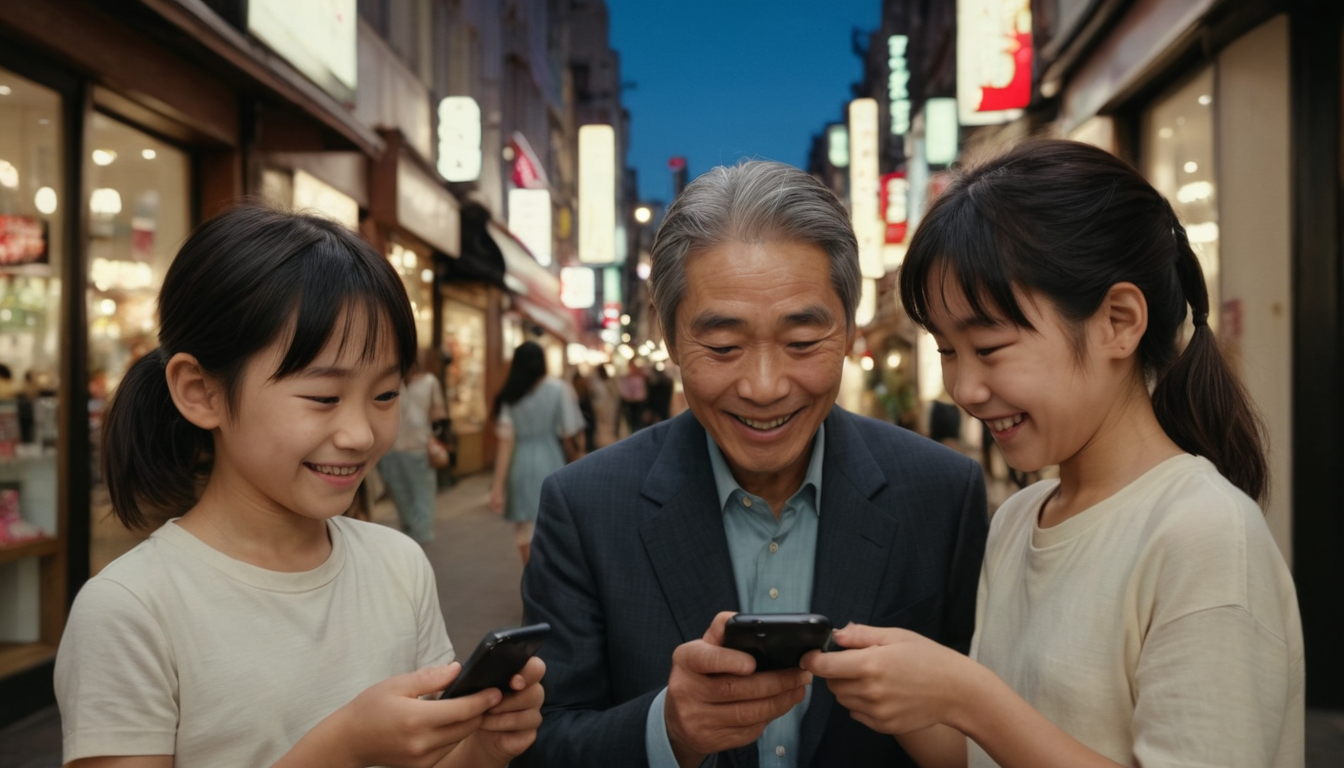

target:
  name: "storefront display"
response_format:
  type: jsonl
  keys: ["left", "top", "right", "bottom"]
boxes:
{"left": 85, "top": 112, "right": 190, "bottom": 573}
{"left": 388, "top": 240, "right": 434, "bottom": 349}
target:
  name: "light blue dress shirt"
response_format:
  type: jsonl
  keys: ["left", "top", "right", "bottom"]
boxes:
{"left": 645, "top": 425, "right": 825, "bottom": 768}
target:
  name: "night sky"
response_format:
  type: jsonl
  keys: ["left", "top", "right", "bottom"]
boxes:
{"left": 607, "top": 0, "right": 882, "bottom": 205}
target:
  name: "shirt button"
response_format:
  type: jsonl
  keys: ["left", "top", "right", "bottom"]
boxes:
{"left": 768, "top": 541, "right": 779, "bottom": 554}
{"left": 742, "top": 497, "right": 753, "bottom": 508}
{"left": 776, "top": 746, "right": 786, "bottom": 757}
{"left": 769, "top": 588, "right": 779, "bottom": 599}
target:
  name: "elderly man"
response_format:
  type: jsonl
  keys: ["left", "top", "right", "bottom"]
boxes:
{"left": 516, "top": 161, "right": 987, "bottom": 767}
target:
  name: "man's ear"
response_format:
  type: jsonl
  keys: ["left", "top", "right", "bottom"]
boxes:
{"left": 165, "top": 353, "right": 225, "bottom": 430}
{"left": 1097, "top": 282, "right": 1148, "bottom": 360}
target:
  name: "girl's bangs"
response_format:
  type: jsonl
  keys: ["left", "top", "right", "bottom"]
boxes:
{"left": 901, "top": 188, "right": 1034, "bottom": 333}
{"left": 269, "top": 233, "right": 418, "bottom": 380}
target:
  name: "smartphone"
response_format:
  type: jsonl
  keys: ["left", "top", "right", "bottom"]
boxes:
{"left": 722, "top": 613, "right": 833, "bottom": 671}
{"left": 440, "top": 622, "right": 551, "bottom": 699}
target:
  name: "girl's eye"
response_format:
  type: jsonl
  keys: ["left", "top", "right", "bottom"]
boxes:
{"left": 375, "top": 390, "right": 400, "bottom": 403}
{"left": 976, "top": 346, "right": 1005, "bottom": 357}
{"left": 936, "top": 348, "right": 956, "bottom": 357}
{"left": 305, "top": 396, "right": 339, "bottom": 405}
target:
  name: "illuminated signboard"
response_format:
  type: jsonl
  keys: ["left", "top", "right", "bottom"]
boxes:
{"left": 437, "top": 97, "right": 482, "bottom": 182}
{"left": 578, "top": 124, "right": 616, "bottom": 264}
{"left": 248, "top": 0, "right": 356, "bottom": 101}
{"left": 560, "top": 266, "right": 596, "bottom": 309}
{"left": 848, "top": 99, "right": 884, "bottom": 279}
{"left": 887, "top": 36, "right": 911, "bottom": 136}
{"left": 957, "top": 0, "right": 1033, "bottom": 126}
{"left": 508, "top": 188, "right": 552, "bottom": 266}
{"left": 880, "top": 172, "right": 909, "bottom": 245}
{"left": 293, "top": 170, "right": 359, "bottom": 230}
{"left": 827, "top": 125, "right": 849, "bottom": 168}
{"left": 925, "top": 98, "right": 960, "bottom": 165}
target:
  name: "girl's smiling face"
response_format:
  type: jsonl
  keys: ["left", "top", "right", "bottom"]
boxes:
{"left": 924, "top": 274, "right": 1127, "bottom": 474}
{"left": 207, "top": 312, "right": 404, "bottom": 522}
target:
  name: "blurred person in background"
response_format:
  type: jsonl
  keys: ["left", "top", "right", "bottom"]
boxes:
{"left": 573, "top": 369, "right": 597, "bottom": 454}
{"left": 591, "top": 364, "right": 621, "bottom": 448}
{"left": 377, "top": 347, "right": 447, "bottom": 544}
{"left": 490, "top": 341, "right": 585, "bottom": 564}
{"left": 645, "top": 364, "right": 674, "bottom": 425}
{"left": 618, "top": 359, "right": 648, "bottom": 434}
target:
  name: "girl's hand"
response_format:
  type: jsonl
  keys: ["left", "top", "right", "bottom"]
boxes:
{"left": 488, "top": 488, "right": 505, "bottom": 516}
{"left": 309, "top": 663, "right": 502, "bottom": 768}
{"left": 801, "top": 623, "right": 974, "bottom": 736}
{"left": 460, "top": 655, "right": 547, "bottom": 763}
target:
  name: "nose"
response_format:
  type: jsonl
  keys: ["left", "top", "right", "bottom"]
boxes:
{"left": 947, "top": 359, "right": 990, "bottom": 409}
{"left": 332, "top": 402, "right": 378, "bottom": 453}
{"left": 735, "top": 346, "right": 790, "bottom": 405}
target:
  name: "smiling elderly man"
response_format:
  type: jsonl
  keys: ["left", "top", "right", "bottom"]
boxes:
{"left": 515, "top": 161, "right": 988, "bottom": 768}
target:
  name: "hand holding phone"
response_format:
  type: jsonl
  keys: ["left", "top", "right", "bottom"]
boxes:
{"left": 722, "top": 613, "right": 833, "bottom": 671}
{"left": 440, "top": 622, "right": 551, "bottom": 699}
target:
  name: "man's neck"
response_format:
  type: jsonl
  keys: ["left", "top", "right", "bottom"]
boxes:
{"left": 728, "top": 443, "right": 815, "bottom": 519}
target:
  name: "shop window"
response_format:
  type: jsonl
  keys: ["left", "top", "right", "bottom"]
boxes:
{"left": 86, "top": 112, "right": 190, "bottom": 573}
{"left": 388, "top": 241, "right": 434, "bottom": 348}
{"left": 0, "top": 66, "right": 64, "bottom": 647}
{"left": 442, "top": 299, "right": 486, "bottom": 431}
{"left": 1142, "top": 66, "right": 1219, "bottom": 332}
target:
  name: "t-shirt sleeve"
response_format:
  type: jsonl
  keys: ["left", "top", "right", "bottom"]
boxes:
{"left": 54, "top": 578, "right": 179, "bottom": 760}
{"left": 411, "top": 548, "right": 455, "bottom": 670}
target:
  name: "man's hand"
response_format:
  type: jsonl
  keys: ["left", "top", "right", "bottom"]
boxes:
{"left": 665, "top": 611, "right": 812, "bottom": 768}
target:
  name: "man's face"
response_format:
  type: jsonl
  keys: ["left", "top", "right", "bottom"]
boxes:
{"left": 670, "top": 240, "right": 853, "bottom": 487}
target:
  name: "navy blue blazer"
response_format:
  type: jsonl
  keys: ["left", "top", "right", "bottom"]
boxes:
{"left": 516, "top": 406, "right": 988, "bottom": 768}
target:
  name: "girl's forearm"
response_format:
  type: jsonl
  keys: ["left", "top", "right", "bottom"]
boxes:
{"left": 950, "top": 664, "right": 1126, "bottom": 768}
{"left": 492, "top": 437, "right": 514, "bottom": 493}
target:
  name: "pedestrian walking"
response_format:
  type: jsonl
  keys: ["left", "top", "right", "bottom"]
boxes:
{"left": 617, "top": 360, "right": 648, "bottom": 434}
{"left": 55, "top": 206, "right": 544, "bottom": 767}
{"left": 489, "top": 341, "right": 585, "bottom": 565}
{"left": 572, "top": 369, "right": 597, "bottom": 454}
{"left": 590, "top": 363, "right": 620, "bottom": 447}
{"left": 806, "top": 139, "right": 1302, "bottom": 768}
{"left": 376, "top": 348, "right": 448, "bottom": 544}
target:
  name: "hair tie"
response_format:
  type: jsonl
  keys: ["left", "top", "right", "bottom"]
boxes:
{"left": 1192, "top": 312, "right": 1209, "bottom": 327}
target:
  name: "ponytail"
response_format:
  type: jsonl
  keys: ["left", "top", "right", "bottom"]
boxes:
{"left": 101, "top": 351, "right": 211, "bottom": 529}
{"left": 1151, "top": 219, "right": 1268, "bottom": 502}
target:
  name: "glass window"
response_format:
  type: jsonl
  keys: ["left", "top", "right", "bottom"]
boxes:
{"left": 1142, "top": 66, "right": 1219, "bottom": 332}
{"left": 388, "top": 240, "right": 434, "bottom": 349}
{"left": 0, "top": 65, "right": 63, "bottom": 644}
{"left": 442, "top": 299, "right": 486, "bottom": 432}
{"left": 86, "top": 113, "right": 190, "bottom": 573}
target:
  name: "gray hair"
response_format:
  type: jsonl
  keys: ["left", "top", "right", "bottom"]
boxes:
{"left": 648, "top": 160, "right": 860, "bottom": 350}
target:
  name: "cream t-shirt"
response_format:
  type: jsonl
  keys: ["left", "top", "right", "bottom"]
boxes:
{"left": 55, "top": 516, "right": 455, "bottom": 766}
{"left": 969, "top": 454, "right": 1303, "bottom": 768}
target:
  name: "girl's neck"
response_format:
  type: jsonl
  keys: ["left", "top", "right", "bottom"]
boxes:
{"left": 1042, "top": 380, "right": 1184, "bottom": 528}
{"left": 177, "top": 474, "right": 333, "bottom": 572}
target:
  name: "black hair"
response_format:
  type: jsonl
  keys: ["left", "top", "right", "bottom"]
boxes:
{"left": 102, "top": 205, "right": 418, "bottom": 528}
{"left": 492, "top": 341, "right": 547, "bottom": 418}
{"left": 898, "top": 139, "right": 1267, "bottom": 502}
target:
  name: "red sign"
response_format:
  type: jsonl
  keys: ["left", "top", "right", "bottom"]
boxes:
{"left": 509, "top": 132, "right": 549, "bottom": 189}
{"left": 879, "top": 172, "right": 909, "bottom": 244}
{"left": 0, "top": 216, "right": 47, "bottom": 265}
{"left": 667, "top": 156, "right": 687, "bottom": 171}
{"left": 602, "top": 302, "right": 622, "bottom": 329}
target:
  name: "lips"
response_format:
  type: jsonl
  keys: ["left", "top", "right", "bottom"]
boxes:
{"left": 733, "top": 410, "right": 798, "bottom": 431}
{"left": 304, "top": 463, "right": 362, "bottom": 477}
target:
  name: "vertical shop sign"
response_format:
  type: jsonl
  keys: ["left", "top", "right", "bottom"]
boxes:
{"left": 827, "top": 125, "right": 849, "bottom": 167}
{"left": 848, "top": 99, "right": 884, "bottom": 279}
{"left": 888, "top": 36, "right": 911, "bottom": 136}
{"left": 508, "top": 188, "right": 553, "bottom": 266}
{"left": 437, "top": 97, "right": 482, "bottom": 182}
{"left": 248, "top": 0, "right": 357, "bottom": 102}
{"left": 560, "top": 266, "right": 596, "bottom": 309}
{"left": 880, "top": 172, "right": 909, "bottom": 245}
{"left": 957, "top": 0, "right": 1033, "bottom": 126}
{"left": 579, "top": 125, "right": 616, "bottom": 264}
{"left": 925, "top": 98, "right": 960, "bottom": 166}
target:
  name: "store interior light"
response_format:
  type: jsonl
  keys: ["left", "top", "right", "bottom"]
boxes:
{"left": 0, "top": 85, "right": 11, "bottom": 96}
{"left": 420, "top": 268, "right": 434, "bottom": 284}
{"left": 90, "top": 187, "right": 123, "bottom": 216}
{"left": 1183, "top": 161, "right": 1198, "bottom": 173}
{"left": 620, "top": 313, "right": 631, "bottom": 326}
{"left": 142, "top": 149, "right": 156, "bottom": 160}
{"left": 860, "top": 356, "right": 875, "bottom": 371}
{"left": 0, "top": 159, "right": 18, "bottom": 189}
{"left": 1176, "top": 181, "right": 1214, "bottom": 204}
{"left": 618, "top": 344, "right": 635, "bottom": 360}
{"left": 402, "top": 250, "right": 418, "bottom": 269}
{"left": 1198, "top": 94, "right": 1212, "bottom": 106}
{"left": 91, "top": 149, "right": 117, "bottom": 166}
{"left": 34, "top": 186, "right": 57, "bottom": 214}
{"left": 621, "top": 332, "right": 631, "bottom": 343}
{"left": 634, "top": 205, "right": 652, "bottom": 224}
{"left": 887, "top": 352, "right": 902, "bottom": 369}
{"left": 1159, "top": 127, "right": 1174, "bottom": 139}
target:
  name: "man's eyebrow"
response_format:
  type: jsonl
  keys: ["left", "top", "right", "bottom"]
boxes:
{"left": 782, "top": 305, "right": 835, "bottom": 328}
{"left": 689, "top": 312, "right": 745, "bottom": 334}
{"left": 298, "top": 362, "right": 402, "bottom": 379}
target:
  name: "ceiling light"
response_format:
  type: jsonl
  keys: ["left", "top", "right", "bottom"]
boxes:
{"left": 142, "top": 149, "right": 157, "bottom": 160}
{"left": 34, "top": 186, "right": 58, "bottom": 214}
{"left": 1183, "top": 161, "right": 1198, "bottom": 173}
{"left": 92, "top": 149, "right": 117, "bottom": 166}
{"left": 1197, "top": 94, "right": 1212, "bottom": 106}
{"left": 0, "top": 85, "right": 11, "bottom": 96}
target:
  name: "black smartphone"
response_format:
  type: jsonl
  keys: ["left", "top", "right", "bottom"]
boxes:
{"left": 440, "top": 622, "right": 551, "bottom": 699}
{"left": 722, "top": 613, "right": 833, "bottom": 671}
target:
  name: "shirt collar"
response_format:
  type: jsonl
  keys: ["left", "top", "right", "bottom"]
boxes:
{"left": 705, "top": 423, "right": 825, "bottom": 515}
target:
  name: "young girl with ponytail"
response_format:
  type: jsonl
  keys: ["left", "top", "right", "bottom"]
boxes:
{"left": 804, "top": 139, "right": 1303, "bottom": 768}
{"left": 54, "top": 206, "right": 544, "bottom": 768}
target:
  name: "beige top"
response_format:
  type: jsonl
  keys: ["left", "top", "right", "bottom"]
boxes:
{"left": 969, "top": 454, "right": 1304, "bottom": 768}
{"left": 55, "top": 516, "right": 454, "bottom": 766}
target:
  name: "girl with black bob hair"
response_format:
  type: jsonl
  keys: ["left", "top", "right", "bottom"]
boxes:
{"left": 55, "top": 205, "right": 544, "bottom": 767}
{"left": 804, "top": 140, "right": 1303, "bottom": 767}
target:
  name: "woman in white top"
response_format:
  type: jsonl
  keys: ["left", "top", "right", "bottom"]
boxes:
{"left": 377, "top": 347, "right": 447, "bottom": 543}
{"left": 804, "top": 140, "right": 1303, "bottom": 768}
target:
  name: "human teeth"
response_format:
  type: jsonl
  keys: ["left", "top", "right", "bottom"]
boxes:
{"left": 736, "top": 414, "right": 792, "bottom": 430}
{"left": 309, "top": 464, "right": 360, "bottom": 477}
{"left": 989, "top": 414, "right": 1025, "bottom": 432}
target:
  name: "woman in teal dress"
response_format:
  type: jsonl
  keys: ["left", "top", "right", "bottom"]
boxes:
{"left": 488, "top": 342, "right": 585, "bottom": 564}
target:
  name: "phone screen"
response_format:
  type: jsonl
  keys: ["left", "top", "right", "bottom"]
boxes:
{"left": 440, "top": 622, "right": 551, "bottom": 699}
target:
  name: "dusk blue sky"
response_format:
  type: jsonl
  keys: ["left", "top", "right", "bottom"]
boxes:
{"left": 607, "top": 0, "right": 881, "bottom": 205}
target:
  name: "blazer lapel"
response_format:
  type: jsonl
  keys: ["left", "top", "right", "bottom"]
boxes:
{"left": 799, "top": 408, "right": 899, "bottom": 766}
{"left": 639, "top": 412, "right": 740, "bottom": 643}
